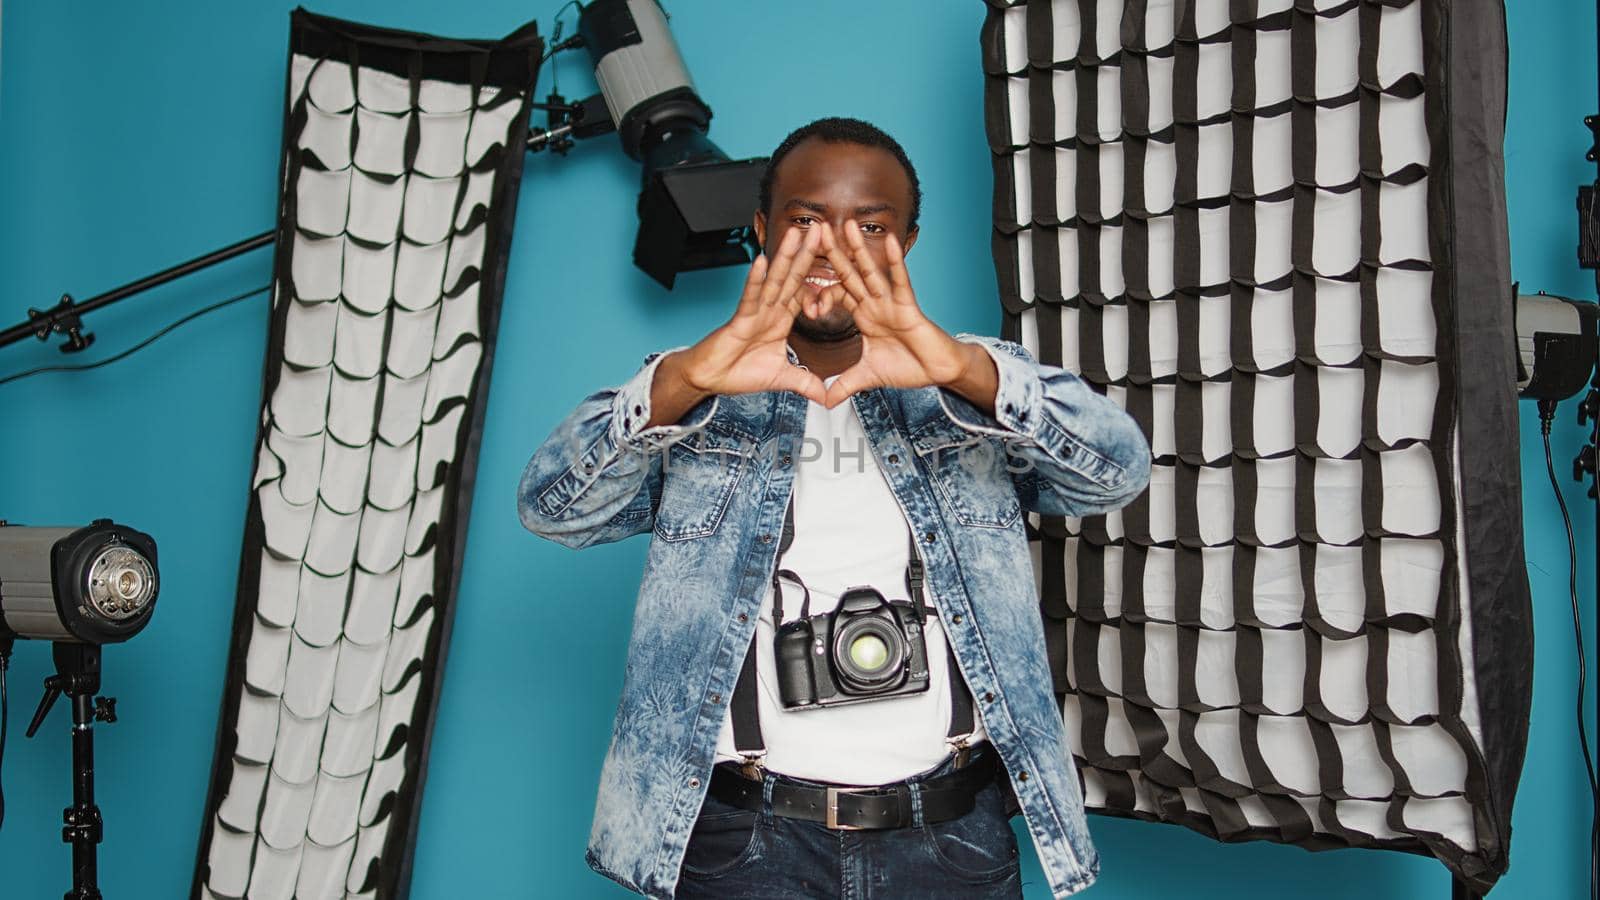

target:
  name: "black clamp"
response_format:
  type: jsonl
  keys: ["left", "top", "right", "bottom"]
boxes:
{"left": 1580, "top": 386, "right": 1600, "bottom": 500}
{"left": 26, "top": 295, "right": 95, "bottom": 353}
{"left": 528, "top": 91, "right": 616, "bottom": 156}
{"left": 62, "top": 805, "right": 103, "bottom": 845}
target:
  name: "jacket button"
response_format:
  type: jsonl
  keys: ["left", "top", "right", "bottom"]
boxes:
{"left": 887, "top": 453, "right": 900, "bottom": 465}
{"left": 634, "top": 405, "right": 643, "bottom": 415}
{"left": 780, "top": 455, "right": 793, "bottom": 466}
{"left": 689, "top": 777, "right": 701, "bottom": 788}
{"left": 759, "top": 533, "right": 773, "bottom": 544}
{"left": 710, "top": 692, "right": 722, "bottom": 704}
{"left": 923, "top": 531, "right": 936, "bottom": 544}
{"left": 738, "top": 613, "right": 748, "bottom": 623}
{"left": 1017, "top": 771, "right": 1029, "bottom": 782}
{"left": 983, "top": 692, "right": 994, "bottom": 702}
{"left": 951, "top": 614, "right": 963, "bottom": 625}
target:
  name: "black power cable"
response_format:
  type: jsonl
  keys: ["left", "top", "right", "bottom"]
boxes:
{"left": 0, "top": 285, "right": 269, "bottom": 388}
{"left": 541, "top": 1, "right": 585, "bottom": 87}
{"left": 1539, "top": 399, "right": 1600, "bottom": 900}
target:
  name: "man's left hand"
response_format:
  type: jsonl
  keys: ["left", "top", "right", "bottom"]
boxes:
{"left": 817, "top": 220, "right": 998, "bottom": 413}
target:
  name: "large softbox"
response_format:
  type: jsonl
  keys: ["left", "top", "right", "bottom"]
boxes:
{"left": 193, "top": 11, "right": 541, "bottom": 898}
{"left": 980, "top": 0, "right": 1531, "bottom": 893}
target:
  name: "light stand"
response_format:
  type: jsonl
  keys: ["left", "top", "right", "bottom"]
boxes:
{"left": 1576, "top": 0, "right": 1600, "bottom": 884}
{"left": 1580, "top": 364, "right": 1600, "bottom": 898}
{"left": 24, "top": 643, "right": 120, "bottom": 900}
{"left": 0, "top": 231, "right": 273, "bottom": 353}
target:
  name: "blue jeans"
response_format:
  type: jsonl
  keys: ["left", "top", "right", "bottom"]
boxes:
{"left": 674, "top": 751, "right": 1023, "bottom": 899}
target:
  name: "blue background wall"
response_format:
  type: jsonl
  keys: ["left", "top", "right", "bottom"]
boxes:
{"left": 0, "top": 1, "right": 1592, "bottom": 897}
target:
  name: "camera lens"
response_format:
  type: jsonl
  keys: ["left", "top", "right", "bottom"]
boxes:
{"left": 833, "top": 617, "right": 906, "bottom": 693}
{"left": 848, "top": 633, "right": 890, "bottom": 671}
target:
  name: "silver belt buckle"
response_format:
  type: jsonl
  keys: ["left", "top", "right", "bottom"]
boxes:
{"left": 825, "top": 787, "right": 865, "bottom": 831}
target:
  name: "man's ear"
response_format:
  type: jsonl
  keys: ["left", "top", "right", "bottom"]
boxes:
{"left": 902, "top": 225, "right": 919, "bottom": 256}
{"left": 753, "top": 211, "right": 768, "bottom": 253}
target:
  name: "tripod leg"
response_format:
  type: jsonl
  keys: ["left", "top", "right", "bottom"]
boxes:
{"left": 53, "top": 644, "right": 102, "bottom": 900}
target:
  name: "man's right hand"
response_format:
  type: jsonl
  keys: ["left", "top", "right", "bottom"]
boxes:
{"left": 644, "top": 227, "right": 830, "bottom": 428}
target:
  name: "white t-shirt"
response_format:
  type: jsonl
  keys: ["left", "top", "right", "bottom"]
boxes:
{"left": 712, "top": 375, "right": 988, "bottom": 786}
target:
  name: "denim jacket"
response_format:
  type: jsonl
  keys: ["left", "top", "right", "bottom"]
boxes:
{"left": 517, "top": 333, "right": 1152, "bottom": 899}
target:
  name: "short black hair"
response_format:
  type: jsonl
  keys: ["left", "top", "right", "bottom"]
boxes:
{"left": 758, "top": 117, "right": 922, "bottom": 233}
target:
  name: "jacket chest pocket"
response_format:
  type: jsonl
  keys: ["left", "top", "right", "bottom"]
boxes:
{"left": 909, "top": 418, "right": 1021, "bottom": 529}
{"left": 653, "top": 422, "right": 753, "bottom": 541}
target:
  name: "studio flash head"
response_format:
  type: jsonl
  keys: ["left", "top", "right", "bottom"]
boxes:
{"left": 577, "top": 0, "right": 767, "bottom": 288}
{"left": 0, "top": 520, "right": 159, "bottom": 644}
{"left": 1515, "top": 291, "right": 1598, "bottom": 402}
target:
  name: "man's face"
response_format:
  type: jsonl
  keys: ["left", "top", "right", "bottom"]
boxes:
{"left": 754, "top": 138, "right": 919, "bottom": 343}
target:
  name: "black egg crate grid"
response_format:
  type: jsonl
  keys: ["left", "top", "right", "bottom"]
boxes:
{"left": 981, "top": 0, "right": 1530, "bottom": 892}
{"left": 194, "top": 11, "right": 539, "bottom": 899}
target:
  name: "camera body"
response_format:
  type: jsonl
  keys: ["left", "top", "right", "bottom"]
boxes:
{"left": 774, "top": 585, "right": 930, "bottom": 710}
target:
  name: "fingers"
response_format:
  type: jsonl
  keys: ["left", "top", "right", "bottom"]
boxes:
{"left": 841, "top": 220, "right": 895, "bottom": 301}
{"left": 777, "top": 367, "right": 828, "bottom": 407}
{"left": 817, "top": 283, "right": 846, "bottom": 320}
{"left": 766, "top": 226, "right": 822, "bottom": 308}
{"left": 801, "top": 288, "right": 824, "bottom": 321}
{"left": 775, "top": 228, "right": 823, "bottom": 322}
{"left": 822, "top": 283, "right": 852, "bottom": 317}
{"left": 757, "top": 227, "right": 804, "bottom": 307}
{"left": 884, "top": 232, "right": 912, "bottom": 294}
{"left": 819, "top": 221, "right": 874, "bottom": 306}
{"left": 791, "top": 226, "right": 823, "bottom": 294}
{"left": 764, "top": 227, "right": 804, "bottom": 305}
{"left": 823, "top": 361, "right": 874, "bottom": 409}
{"left": 735, "top": 253, "right": 769, "bottom": 314}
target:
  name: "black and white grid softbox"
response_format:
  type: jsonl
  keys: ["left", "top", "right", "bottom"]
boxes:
{"left": 193, "top": 11, "right": 541, "bottom": 898}
{"left": 981, "top": 0, "right": 1531, "bottom": 892}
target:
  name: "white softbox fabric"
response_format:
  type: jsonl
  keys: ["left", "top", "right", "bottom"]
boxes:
{"left": 194, "top": 11, "right": 541, "bottom": 898}
{"left": 981, "top": 0, "right": 1530, "bottom": 892}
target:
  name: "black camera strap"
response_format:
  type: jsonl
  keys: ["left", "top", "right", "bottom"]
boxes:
{"left": 906, "top": 532, "right": 976, "bottom": 746}
{"left": 731, "top": 498, "right": 977, "bottom": 764}
{"left": 731, "top": 641, "right": 765, "bottom": 762}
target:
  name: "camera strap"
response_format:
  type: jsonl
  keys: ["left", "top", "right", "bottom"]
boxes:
{"left": 730, "top": 498, "right": 977, "bottom": 764}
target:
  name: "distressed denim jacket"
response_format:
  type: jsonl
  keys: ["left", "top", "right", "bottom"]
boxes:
{"left": 517, "top": 333, "right": 1152, "bottom": 899}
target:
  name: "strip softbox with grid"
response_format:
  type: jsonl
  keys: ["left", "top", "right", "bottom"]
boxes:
{"left": 193, "top": 11, "right": 541, "bottom": 898}
{"left": 980, "top": 0, "right": 1531, "bottom": 892}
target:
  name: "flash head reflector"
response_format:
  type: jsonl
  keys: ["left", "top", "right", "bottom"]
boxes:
{"left": 0, "top": 520, "right": 159, "bottom": 644}
{"left": 87, "top": 545, "right": 156, "bottom": 620}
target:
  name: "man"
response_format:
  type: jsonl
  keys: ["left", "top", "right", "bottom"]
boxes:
{"left": 518, "top": 118, "right": 1151, "bottom": 899}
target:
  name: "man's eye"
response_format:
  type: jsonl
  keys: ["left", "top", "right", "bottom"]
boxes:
{"left": 793, "top": 216, "right": 816, "bottom": 227}
{"left": 859, "top": 223, "right": 885, "bottom": 235}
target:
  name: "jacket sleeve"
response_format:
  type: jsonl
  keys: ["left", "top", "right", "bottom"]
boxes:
{"left": 517, "top": 347, "right": 719, "bottom": 549}
{"left": 936, "top": 332, "right": 1153, "bottom": 517}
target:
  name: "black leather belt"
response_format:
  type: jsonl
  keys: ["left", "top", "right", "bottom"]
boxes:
{"left": 708, "top": 747, "right": 1000, "bottom": 831}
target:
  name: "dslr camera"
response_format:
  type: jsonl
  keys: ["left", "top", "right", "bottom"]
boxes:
{"left": 774, "top": 585, "right": 930, "bottom": 709}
